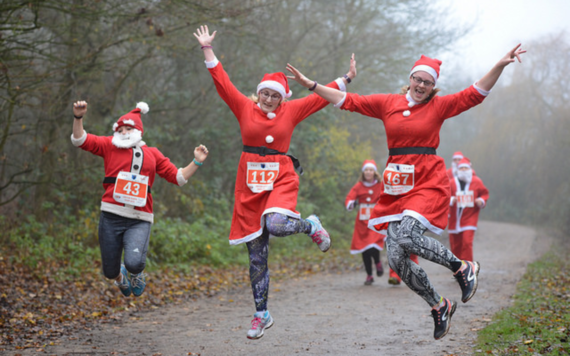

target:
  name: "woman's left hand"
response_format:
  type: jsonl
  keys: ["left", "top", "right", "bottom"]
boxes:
{"left": 347, "top": 53, "right": 357, "bottom": 80}
{"left": 194, "top": 144, "right": 209, "bottom": 163}
{"left": 286, "top": 63, "right": 314, "bottom": 89}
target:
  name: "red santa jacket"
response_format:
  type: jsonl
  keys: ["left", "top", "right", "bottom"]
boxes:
{"left": 345, "top": 180, "right": 385, "bottom": 254}
{"left": 448, "top": 175, "right": 489, "bottom": 233}
{"left": 72, "top": 132, "right": 186, "bottom": 223}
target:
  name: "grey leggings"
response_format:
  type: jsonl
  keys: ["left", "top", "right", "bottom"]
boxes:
{"left": 385, "top": 216, "right": 461, "bottom": 307}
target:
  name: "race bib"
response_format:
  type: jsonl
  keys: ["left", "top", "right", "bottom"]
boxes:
{"left": 246, "top": 162, "right": 279, "bottom": 193}
{"left": 383, "top": 163, "right": 415, "bottom": 195}
{"left": 113, "top": 171, "right": 149, "bottom": 207}
{"left": 359, "top": 203, "right": 375, "bottom": 221}
{"left": 456, "top": 191, "right": 474, "bottom": 208}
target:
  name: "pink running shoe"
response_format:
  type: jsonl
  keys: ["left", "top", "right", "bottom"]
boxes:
{"left": 306, "top": 215, "right": 331, "bottom": 252}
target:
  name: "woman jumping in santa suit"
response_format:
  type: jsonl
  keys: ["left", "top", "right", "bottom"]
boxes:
{"left": 287, "top": 44, "right": 525, "bottom": 340}
{"left": 71, "top": 101, "right": 208, "bottom": 298}
{"left": 193, "top": 25, "right": 356, "bottom": 340}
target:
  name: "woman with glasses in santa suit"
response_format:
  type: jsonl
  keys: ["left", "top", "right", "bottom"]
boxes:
{"left": 193, "top": 25, "right": 356, "bottom": 340}
{"left": 71, "top": 101, "right": 208, "bottom": 298}
{"left": 287, "top": 44, "right": 525, "bottom": 340}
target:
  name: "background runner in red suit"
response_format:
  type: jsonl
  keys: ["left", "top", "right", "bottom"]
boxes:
{"left": 345, "top": 160, "right": 385, "bottom": 285}
{"left": 193, "top": 25, "right": 356, "bottom": 340}
{"left": 287, "top": 43, "right": 525, "bottom": 340}
{"left": 448, "top": 157, "right": 489, "bottom": 262}
{"left": 446, "top": 151, "right": 464, "bottom": 179}
{"left": 71, "top": 101, "right": 208, "bottom": 298}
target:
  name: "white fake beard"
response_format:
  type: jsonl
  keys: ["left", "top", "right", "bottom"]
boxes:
{"left": 112, "top": 129, "right": 142, "bottom": 148}
{"left": 457, "top": 169, "right": 472, "bottom": 183}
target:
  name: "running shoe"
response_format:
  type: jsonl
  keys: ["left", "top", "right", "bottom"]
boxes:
{"left": 376, "top": 261, "right": 384, "bottom": 277}
{"left": 388, "top": 277, "right": 401, "bottom": 285}
{"left": 130, "top": 271, "right": 146, "bottom": 297}
{"left": 454, "top": 261, "right": 480, "bottom": 303}
{"left": 114, "top": 264, "right": 131, "bottom": 297}
{"left": 431, "top": 297, "right": 457, "bottom": 340}
{"left": 364, "top": 275, "right": 374, "bottom": 285}
{"left": 246, "top": 311, "right": 274, "bottom": 339}
{"left": 306, "top": 215, "right": 331, "bottom": 252}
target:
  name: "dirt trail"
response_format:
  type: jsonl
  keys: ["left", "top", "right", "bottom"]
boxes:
{"left": 12, "top": 221, "right": 552, "bottom": 356}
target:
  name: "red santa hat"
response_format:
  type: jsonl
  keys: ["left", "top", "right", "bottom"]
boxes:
{"left": 452, "top": 151, "right": 464, "bottom": 160}
{"left": 113, "top": 102, "right": 149, "bottom": 134}
{"left": 457, "top": 157, "right": 472, "bottom": 169}
{"left": 362, "top": 159, "right": 377, "bottom": 172}
{"left": 257, "top": 72, "right": 292, "bottom": 99}
{"left": 410, "top": 55, "right": 442, "bottom": 86}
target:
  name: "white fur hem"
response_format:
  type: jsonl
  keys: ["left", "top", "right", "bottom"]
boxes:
{"left": 205, "top": 58, "right": 219, "bottom": 68}
{"left": 350, "top": 244, "right": 383, "bottom": 255}
{"left": 334, "top": 92, "right": 347, "bottom": 108}
{"left": 335, "top": 78, "right": 346, "bottom": 92}
{"left": 448, "top": 226, "right": 477, "bottom": 234}
{"left": 367, "top": 209, "right": 444, "bottom": 235}
{"left": 228, "top": 207, "right": 302, "bottom": 245}
{"left": 71, "top": 130, "right": 87, "bottom": 147}
{"left": 473, "top": 82, "right": 491, "bottom": 96}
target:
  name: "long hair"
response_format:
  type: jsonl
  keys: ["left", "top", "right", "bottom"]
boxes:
{"left": 399, "top": 85, "right": 441, "bottom": 103}
{"left": 358, "top": 170, "right": 382, "bottom": 184}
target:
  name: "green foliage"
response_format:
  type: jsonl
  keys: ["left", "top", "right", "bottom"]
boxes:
{"left": 475, "top": 242, "right": 570, "bottom": 355}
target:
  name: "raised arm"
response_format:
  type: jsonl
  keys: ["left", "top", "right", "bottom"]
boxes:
{"left": 72, "top": 101, "right": 88, "bottom": 139}
{"left": 477, "top": 44, "right": 526, "bottom": 91}
{"left": 180, "top": 144, "right": 209, "bottom": 181}
{"left": 286, "top": 53, "right": 357, "bottom": 105}
{"left": 193, "top": 25, "right": 217, "bottom": 62}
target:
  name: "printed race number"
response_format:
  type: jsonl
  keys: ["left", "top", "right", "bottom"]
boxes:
{"left": 113, "top": 171, "right": 149, "bottom": 207}
{"left": 359, "top": 203, "right": 375, "bottom": 221}
{"left": 383, "top": 163, "right": 415, "bottom": 195}
{"left": 246, "top": 162, "right": 279, "bottom": 193}
{"left": 456, "top": 191, "right": 474, "bottom": 208}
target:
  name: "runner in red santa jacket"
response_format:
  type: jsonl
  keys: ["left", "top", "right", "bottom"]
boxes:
{"left": 287, "top": 44, "right": 525, "bottom": 340}
{"left": 71, "top": 101, "right": 208, "bottom": 298}
{"left": 448, "top": 157, "right": 489, "bottom": 262}
{"left": 194, "top": 25, "right": 356, "bottom": 340}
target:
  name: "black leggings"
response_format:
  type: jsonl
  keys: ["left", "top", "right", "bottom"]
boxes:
{"left": 362, "top": 248, "right": 380, "bottom": 276}
{"left": 246, "top": 213, "right": 313, "bottom": 312}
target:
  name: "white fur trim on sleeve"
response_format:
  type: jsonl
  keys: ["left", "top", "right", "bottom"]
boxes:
{"left": 176, "top": 168, "right": 188, "bottom": 186}
{"left": 346, "top": 200, "right": 355, "bottom": 211}
{"left": 473, "top": 82, "right": 491, "bottom": 96}
{"left": 476, "top": 197, "right": 486, "bottom": 208}
{"left": 335, "top": 78, "right": 346, "bottom": 92}
{"left": 450, "top": 196, "right": 456, "bottom": 206}
{"left": 70, "top": 130, "right": 87, "bottom": 147}
{"left": 333, "top": 92, "right": 347, "bottom": 108}
{"left": 205, "top": 58, "right": 219, "bottom": 69}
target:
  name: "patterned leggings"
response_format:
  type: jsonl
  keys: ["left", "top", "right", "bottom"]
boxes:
{"left": 246, "top": 213, "right": 313, "bottom": 312}
{"left": 385, "top": 216, "right": 461, "bottom": 307}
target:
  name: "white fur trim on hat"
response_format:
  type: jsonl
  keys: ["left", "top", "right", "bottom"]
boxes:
{"left": 136, "top": 102, "right": 149, "bottom": 114}
{"left": 452, "top": 153, "right": 464, "bottom": 159}
{"left": 362, "top": 162, "right": 377, "bottom": 172}
{"left": 257, "top": 80, "right": 292, "bottom": 99}
{"left": 457, "top": 162, "right": 471, "bottom": 169}
{"left": 410, "top": 65, "right": 438, "bottom": 85}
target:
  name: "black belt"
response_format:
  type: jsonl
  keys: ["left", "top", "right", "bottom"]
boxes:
{"left": 103, "top": 177, "right": 151, "bottom": 193}
{"left": 389, "top": 147, "right": 436, "bottom": 156}
{"left": 243, "top": 145, "right": 304, "bottom": 175}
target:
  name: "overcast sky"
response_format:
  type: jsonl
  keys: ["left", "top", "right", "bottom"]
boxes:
{"left": 435, "top": 0, "right": 570, "bottom": 83}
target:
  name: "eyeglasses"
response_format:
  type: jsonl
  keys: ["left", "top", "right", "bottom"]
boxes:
{"left": 259, "top": 91, "right": 282, "bottom": 101}
{"left": 411, "top": 75, "right": 435, "bottom": 87}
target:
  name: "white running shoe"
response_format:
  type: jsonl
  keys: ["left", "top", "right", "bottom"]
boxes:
{"left": 246, "top": 311, "right": 274, "bottom": 339}
{"left": 306, "top": 215, "right": 331, "bottom": 252}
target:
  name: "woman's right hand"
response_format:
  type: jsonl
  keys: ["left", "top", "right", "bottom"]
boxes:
{"left": 73, "top": 101, "right": 88, "bottom": 118}
{"left": 193, "top": 25, "right": 217, "bottom": 46}
{"left": 347, "top": 53, "right": 357, "bottom": 81}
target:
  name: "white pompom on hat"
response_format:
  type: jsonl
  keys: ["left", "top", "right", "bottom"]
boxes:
{"left": 362, "top": 159, "right": 378, "bottom": 172}
{"left": 257, "top": 72, "right": 292, "bottom": 100}
{"left": 113, "top": 102, "right": 149, "bottom": 135}
{"left": 410, "top": 55, "right": 442, "bottom": 86}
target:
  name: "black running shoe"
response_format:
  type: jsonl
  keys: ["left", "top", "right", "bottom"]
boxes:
{"left": 454, "top": 261, "right": 480, "bottom": 303}
{"left": 431, "top": 298, "right": 457, "bottom": 340}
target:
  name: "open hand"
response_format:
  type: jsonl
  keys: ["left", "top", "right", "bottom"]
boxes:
{"left": 498, "top": 43, "right": 526, "bottom": 67}
{"left": 347, "top": 53, "right": 357, "bottom": 80}
{"left": 193, "top": 25, "right": 217, "bottom": 47}
{"left": 286, "top": 63, "right": 314, "bottom": 89}
{"left": 73, "top": 101, "right": 87, "bottom": 118}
